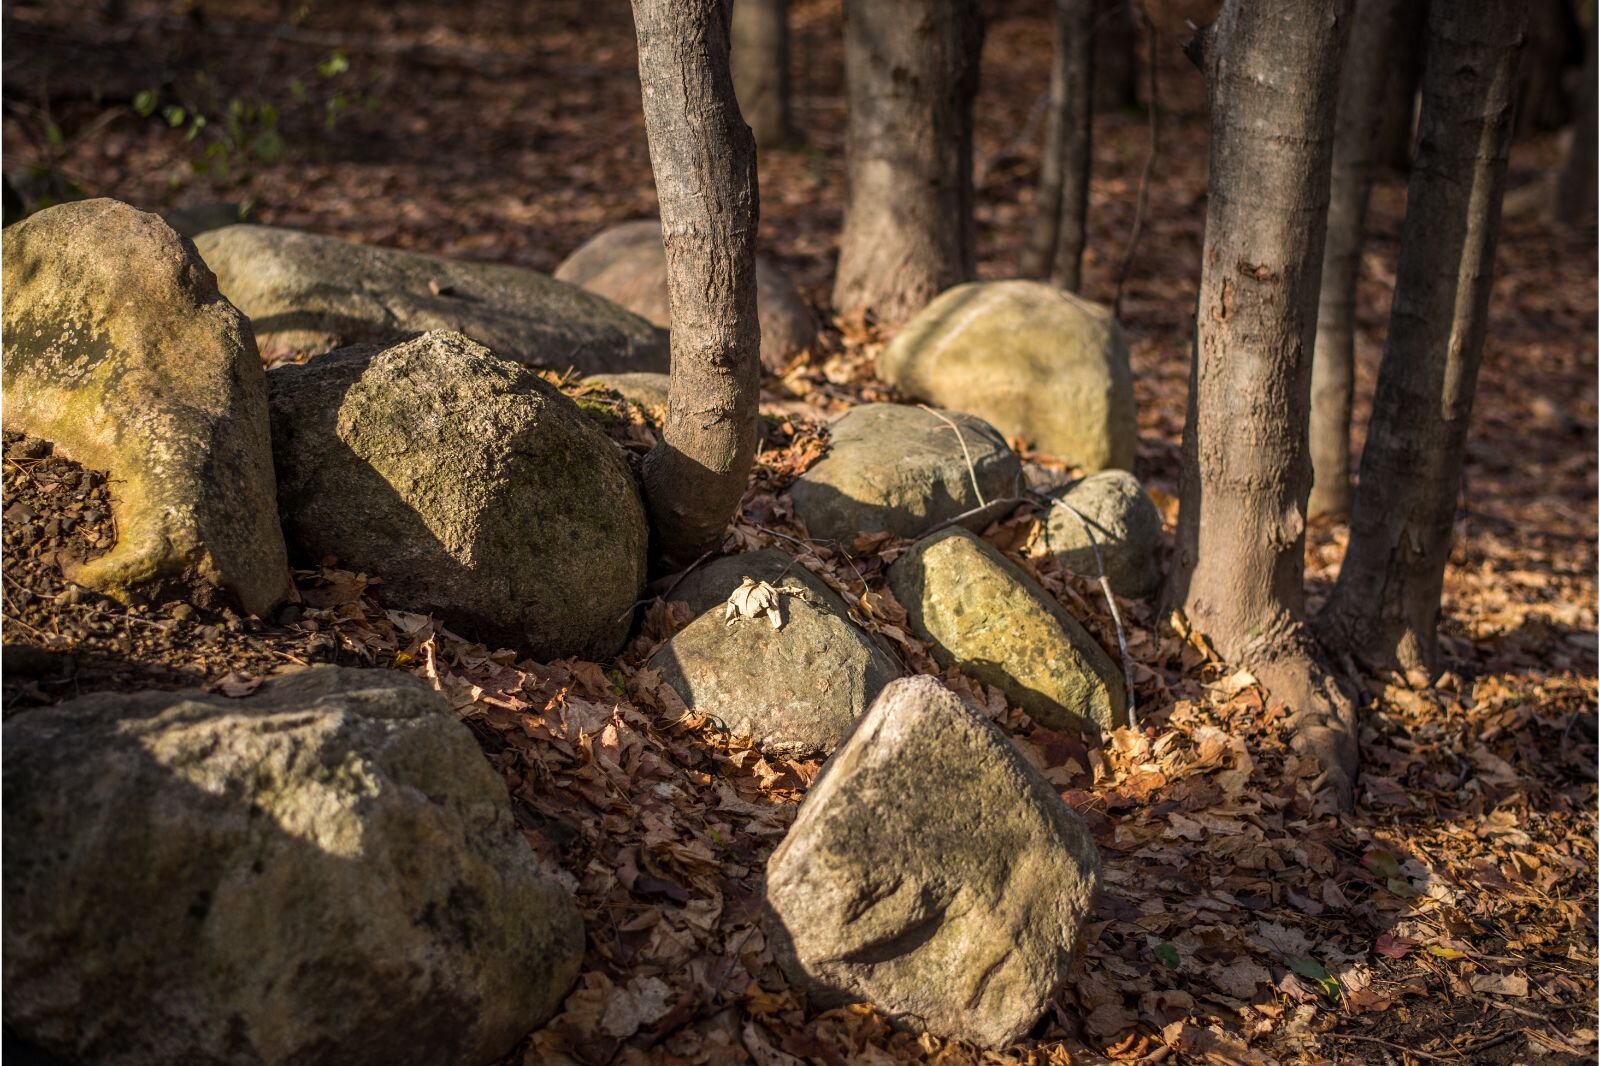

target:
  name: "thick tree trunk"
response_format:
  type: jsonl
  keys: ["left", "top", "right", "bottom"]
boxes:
{"left": 731, "top": 0, "right": 794, "bottom": 149}
{"left": 1554, "top": 17, "right": 1597, "bottom": 224}
{"left": 832, "top": 0, "right": 982, "bottom": 328}
{"left": 1094, "top": 0, "right": 1139, "bottom": 113}
{"left": 1375, "top": 0, "right": 1427, "bottom": 172}
{"left": 1308, "top": 0, "right": 1401, "bottom": 520}
{"left": 1319, "top": 0, "right": 1526, "bottom": 679}
{"left": 631, "top": 0, "right": 763, "bottom": 570}
{"left": 1166, "top": 0, "right": 1356, "bottom": 804}
{"left": 1026, "top": 0, "right": 1094, "bottom": 291}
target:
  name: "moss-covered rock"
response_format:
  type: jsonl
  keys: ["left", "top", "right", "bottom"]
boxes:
{"left": 556, "top": 218, "right": 816, "bottom": 371}
{"left": 888, "top": 527, "right": 1126, "bottom": 732}
{"left": 787, "top": 404, "right": 1022, "bottom": 545}
{"left": 268, "top": 330, "right": 647, "bottom": 659}
{"left": 880, "top": 280, "right": 1136, "bottom": 471}
{"left": 765, "top": 675, "right": 1100, "bottom": 1048}
{"left": 1043, "top": 470, "right": 1165, "bottom": 599}
{"left": 2, "top": 666, "right": 583, "bottom": 1066}
{"left": 0, "top": 198, "right": 290, "bottom": 615}
{"left": 194, "top": 224, "right": 669, "bottom": 373}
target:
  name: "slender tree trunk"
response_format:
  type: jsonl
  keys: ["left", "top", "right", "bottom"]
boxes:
{"left": 731, "top": 0, "right": 795, "bottom": 148}
{"left": 833, "top": 0, "right": 982, "bottom": 328}
{"left": 631, "top": 0, "right": 762, "bottom": 570}
{"left": 1319, "top": 0, "right": 1527, "bottom": 679}
{"left": 1554, "top": 16, "right": 1597, "bottom": 224}
{"left": 1094, "top": 0, "right": 1139, "bottom": 112}
{"left": 1308, "top": 0, "right": 1401, "bottom": 519}
{"left": 1026, "top": 0, "right": 1094, "bottom": 291}
{"left": 1166, "top": 0, "right": 1356, "bottom": 804}
{"left": 1375, "top": 1, "right": 1426, "bottom": 172}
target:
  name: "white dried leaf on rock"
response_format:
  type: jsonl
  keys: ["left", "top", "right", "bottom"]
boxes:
{"left": 723, "top": 577, "right": 804, "bottom": 630}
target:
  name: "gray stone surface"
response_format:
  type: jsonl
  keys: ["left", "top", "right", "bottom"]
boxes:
{"left": 2, "top": 666, "right": 583, "bottom": 1066}
{"left": 555, "top": 218, "right": 815, "bottom": 370}
{"left": 1, "top": 198, "right": 290, "bottom": 616}
{"left": 268, "top": 330, "right": 647, "bottom": 659}
{"left": 650, "top": 568, "right": 901, "bottom": 756}
{"left": 665, "top": 549, "right": 850, "bottom": 619}
{"left": 581, "top": 370, "right": 671, "bottom": 411}
{"left": 888, "top": 527, "right": 1126, "bottom": 733}
{"left": 765, "top": 675, "right": 1101, "bottom": 1049}
{"left": 788, "top": 404, "right": 1022, "bottom": 545}
{"left": 880, "top": 280, "right": 1136, "bottom": 471}
{"left": 195, "top": 223, "right": 669, "bottom": 373}
{"left": 1043, "top": 470, "right": 1164, "bottom": 599}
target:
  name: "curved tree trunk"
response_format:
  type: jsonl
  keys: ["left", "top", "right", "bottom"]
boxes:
{"left": 833, "top": 0, "right": 982, "bottom": 328}
{"left": 731, "top": 0, "right": 795, "bottom": 149}
{"left": 632, "top": 0, "right": 762, "bottom": 571}
{"left": 1165, "top": 0, "right": 1356, "bottom": 804}
{"left": 1318, "top": 0, "right": 1527, "bottom": 679}
{"left": 1308, "top": 0, "right": 1401, "bottom": 520}
{"left": 1026, "top": 0, "right": 1094, "bottom": 291}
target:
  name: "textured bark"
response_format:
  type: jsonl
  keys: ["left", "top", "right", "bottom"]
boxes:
{"left": 833, "top": 0, "right": 982, "bottom": 327}
{"left": 1026, "top": 0, "right": 1094, "bottom": 291}
{"left": 631, "top": 0, "right": 762, "bottom": 570}
{"left": 1375, "top": 0, "right": 1426, "bottom": 171}
{"left": 1554, "top": 17, "right": 1597, "bottom": 224}
{"left": 1308, "top": 0, "right": 1401, "bottom": 519}
{"left": 731, "top": 0, "right": 794, "bottom": 148}
{"left": 1166, "top": 0, "right": 1356, "bottom": 803}
{"left": 1319, "top": 0, "right": 1527, "bottom": 679}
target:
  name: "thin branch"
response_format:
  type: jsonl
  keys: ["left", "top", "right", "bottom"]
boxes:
{"left": 1039, "top": 493, "right": 1138, "bottom": 729}
{"left": 918, "top": 404, "right": 987, "bottom": 508}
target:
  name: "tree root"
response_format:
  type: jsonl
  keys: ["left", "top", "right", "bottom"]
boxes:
{"left": 1250, "top": 638, "right": 1361, "bottom": 813}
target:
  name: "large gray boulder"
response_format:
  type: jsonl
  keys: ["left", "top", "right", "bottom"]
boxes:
{"left": 788, "top": 404, "right": 1022, "bottom": 545}
{"left": 3, "top": 666, "right": 584, "bottom": 1066}
{"left": 0, "top": 198, "right": 290, "bottom": 616}
{"left": 888, "top": 527, "right": 1126, "bottom": 733}
{"left": 880, "top": 280, "right": 1136, "bottom": 472}
{"left": 765, "top": 675, "right": 1101, "bottom": 1048}
{"left": 194, "top": 224, "right": 669, "bottom": 373}
{"left": 555, "top": 219, "right": 816, "bottom": 371}
{"left": 268, "top": 330, "right": 648, "bottom": 659}
{"left": 1043, "top": 470, "right": 1164, "bottom": 599}
{"left": 650, "top": 565, "right": 901, "bottom": 756}
{"left": 664, "top": 549, "right": 851, "bottom": 619}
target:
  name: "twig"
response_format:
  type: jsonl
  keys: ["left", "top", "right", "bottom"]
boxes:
{"left": 919, "top": 405, "right": 986, "bottom": 508}
{"left": 1039, "top": 494, "right": 1138, "bottom": 729}
{"left": 1321, "top": 1032, "right": 1461, "bottom": 1062}
{"left": 1113, "top": 2, "right": 1160, "bottom": 320}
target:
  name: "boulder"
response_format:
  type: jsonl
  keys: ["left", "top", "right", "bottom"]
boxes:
{"left": 268, "top": 330, "right": 647, "bottom": 659}
{"left": 1042, "top": 470, "right": 1164, "bottom": 599}
{"left": 880, "top": 280, "right": 1136, "bottom": 471}
{"left": 194, "top": 224, "right": 669, "bottom": 373}
{"left": 665, "top": 549, "right": 851, "bottom": 619}
{"left": 0, "top": 198, "right": 289, "bottom": 616}
{"left": 159, "top": 202, "right": 252, "bottom": 239}
{"left": 788, "top": 404, "right": 1022, "bottom": 545}
{"left": 888, "top": 527, "right": 1126, "bottom": 732}
{"left": 581, "top": 371, "right": 671, "bottom": 411}
{"left": 765, "top": 675, "right": 1101, "bottom": 1048}
{"left": 3, "top": 666, "right": 584, "bottom": 1066}
{"left": 555, "top": 219, "right": 816, "bottom": 371}
{"left": 649, "top": 568, "right": 901, "bottom": 756}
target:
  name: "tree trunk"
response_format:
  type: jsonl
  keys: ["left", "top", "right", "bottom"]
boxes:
{"left": 1308, "top": 0, "right": 1401, "bottom": 520}
{"left": 1517, "top": 0, "right": 1578, "bottom": 134}
{"left": 1318, "top": 0, "right": 1527, "bottom": 679}
{"left": 631, "top": 0, "right": 763, "bottom": 571}
{"left": 1026, "top": 0, "right": 1094, "bottom": 291}
{"left": 1374, "top": 0, "right": 1427, "bottom": 172}
{"left": 731, "top": 0, "right": 794, "bottom": 148}
{"left": 833, "top": 0, "right": 982, "bottom": 328}
{"left": 1166, "top": 0, "right": 1356, "bottom": 804}
{"left": 1554, "top": 15, "right": 1597, "bottom": 224}
{"left": 1094, "top": 0, "right": 1139, "bottom": 112}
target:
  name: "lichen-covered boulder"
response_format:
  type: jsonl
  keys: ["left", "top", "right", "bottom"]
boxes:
{"left": 268, "top": 330, "right": 647, "bottom": 658}
{"left": 1043, "top": 470, "right": 1165, "bottom": 599}
{"left": 788, "top": 404, "right": 1022, "bottom": 545}
{"left": 1, "top": 198, "right": 290, "bottom": 615}
{"left": 555, "top": 219, "right": 815, "bottom": 371}
{"left": 880, "top": 280, "right": 1136, "bottom": 471}
{"left": 765, "top": 675, "right": 1101, "bottom": 1049}
{"left": 194, "top": 224, "right": 669, "bottom": 373}
{"left": 650, "top": 573, "right": 901, "bottom": 756}
{"left": 888, "top": 527, "right": 1126, "bottom": 732}
{"left": 3, "top": 666, "right": 584, "bottom": 1066}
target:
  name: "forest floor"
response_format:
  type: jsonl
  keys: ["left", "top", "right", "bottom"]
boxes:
{"left": 4, "top": 1, "right": 1597, "bottom": 1064}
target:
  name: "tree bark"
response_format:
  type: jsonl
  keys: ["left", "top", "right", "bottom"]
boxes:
{"left": 1554, "top": 14, "right": 1597, "bottom": 224}
{"left": 731, "top": 0, "right": 795, "bottom": 149}
{"left": 1319, "top": 0, "right": 1527, "bottom": 679}
{"left": 832, "top": 0, "right": 982, "bottom": 328}
{"left": 1026, "top": 0, "right": 1094, "bottom": 291}
{"left": 1374, "top": 0, "right": 1427, "bottom": 172}
{"left": 1094, "top": 0, "right": 1139, "bottom": 112}
{"left": 631, "top": 0, "right": 763, "bottom": 571}
{"left": 1308, "top": 0, "right": 1401, "bottom": 520}
{"left": 1166, "top": 0, "right": 1356, "bottom": 804}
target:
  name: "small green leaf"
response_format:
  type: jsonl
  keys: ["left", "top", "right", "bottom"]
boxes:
{"left": 1285, "top": 954, "right": 1341, "bottom": 998}
{"left": 317, "top": 51, "right": 350, "bottom": 78}
{"left": 1152, "top": 942, "right": 1181, "bottom": 970}
{"left": 163, "top": 105, "right": 187, "bottom": 128}
{"left": 133, "top": 89, "right": 158, "bottom": 117}
{"left": 44, "top": 122, "right": 64, "bottom": 148}
{"left": 252, "top": 129, "right": 283, "bottom": 161}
